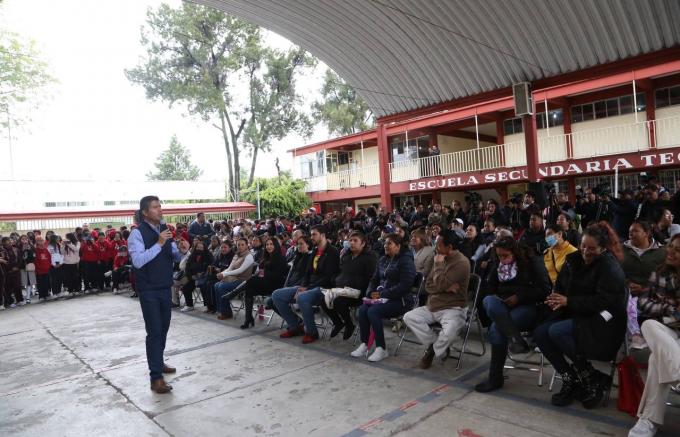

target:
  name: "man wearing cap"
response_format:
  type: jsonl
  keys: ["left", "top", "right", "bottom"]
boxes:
{"left": 129, "top": 196, "right": 190, "bottom": 394}
{"left": 452, "top": 218, "right": 466, "bottom": 239}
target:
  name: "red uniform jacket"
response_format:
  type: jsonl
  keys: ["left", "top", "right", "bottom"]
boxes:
{"left": 34, "top": 248, "right": 52, "bottom": 275}
{"left": 98, "top": 240, "right": 113, "bottom": 262}
{"left": 113, "top": 254, "right": 129, "bottom": 270}
{"left": 80, "top": 241, "right": 99, "bottom": 262}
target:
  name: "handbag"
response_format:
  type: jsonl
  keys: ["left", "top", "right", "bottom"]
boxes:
{"left": 25, "top": 263, "right": 36, "bottom": 272}
{"left": 616, "top": 355, "right": 645, "bottom": 416}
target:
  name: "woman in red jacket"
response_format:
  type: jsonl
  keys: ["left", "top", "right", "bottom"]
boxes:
{"left": 112, "top": 246, "right": 130, "bottom": 294}
{"left": 80, "top": 234, "right": 99, "bottom": 292}
{"left": 34, "top": 237, "right": 52, "bottom": 301}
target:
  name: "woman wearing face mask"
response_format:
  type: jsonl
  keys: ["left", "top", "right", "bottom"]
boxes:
{"left": 543, "top": 225, "right": 578, "bottom": 286}
{"left": 474, "top": 236, "right": 551, "bottom": 393}
{"left": 534, "top": 222, "right": 626, "bottom": 410}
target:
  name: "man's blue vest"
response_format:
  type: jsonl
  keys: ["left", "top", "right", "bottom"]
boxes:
{"left": 134, "top": 221, "right": 174, "bottom": 291}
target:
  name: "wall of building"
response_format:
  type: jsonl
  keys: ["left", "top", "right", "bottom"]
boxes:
{"left": 354, "top": 146, "right": 379, "bottom": 168}
{"left": 355, "top": 197, "right": 382, "bottom": 210}
{"left": 437, "top": 135, "right": 494, "bottom": 154}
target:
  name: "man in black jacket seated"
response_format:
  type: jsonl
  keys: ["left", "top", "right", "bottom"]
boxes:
{"left": 272, "top": 225, "right": 340, "bottom": 344}
{"left": 322, "top": 231, "right": 378, "bottom": 340}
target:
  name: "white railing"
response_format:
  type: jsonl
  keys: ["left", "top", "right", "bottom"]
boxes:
{"left": 389, "top": 142, "right": 527, "bottom": 182}
{"left": 571, "top": 120, "right": 651, "bottom": 159}
{"left": 538, "top": 134, "right": 568, "bottom": 163}
{"left": 653, "top": 115, "right": 680, "bottom": 149}
{"left": 303, "top": 164, "right": 380, "bottom": 192}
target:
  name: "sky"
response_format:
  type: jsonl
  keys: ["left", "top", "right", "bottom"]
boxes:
{"left": 0, "top": 0, "right": 330, "bottom": 182}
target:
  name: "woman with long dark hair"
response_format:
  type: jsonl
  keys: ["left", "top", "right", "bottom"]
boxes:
{"left": 351, "top": 233, "right": 416, "bottom": 362}
{"left": 63, "top": 233, "right": 81, "bottom": 295}
{"left": 240, "top": 238, "right": 288, "bottom": 329}
{"left": 474, "top": 236, "right": 551, "bottom": 393}
{"left": 47, "top": 234, "right": 64, "bottom": 298}
{"left": 180, "top": 239, "right": 213, "bottom": 312}
{"left": 534, "top": 222, "right": 626, "bottom": 409}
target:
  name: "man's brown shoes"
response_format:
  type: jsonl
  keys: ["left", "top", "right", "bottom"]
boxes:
{"left": 162, "top": 364, "right": 176, "bottom": 374}
{"left": 150, "top": 378, "right": 173, "bottom": 394}
{"left": 419, "top": 345, "right": 435, "bottom": 369}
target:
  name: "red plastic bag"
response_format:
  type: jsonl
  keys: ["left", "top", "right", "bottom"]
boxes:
{"left": 617, "top": 356, "right": 645, "bottom": 416}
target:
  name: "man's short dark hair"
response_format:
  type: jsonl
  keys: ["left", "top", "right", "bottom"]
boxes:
{"left": 439, "top": 229, "right": 463, "bottom": 250}
{"left": 140, "top": 196, "right": 159, "bottom": 212}
{"left": 197, "top": 212, "right": 205, "bottom": 217}
{"left": 311, "top": 224, "right": 328, "bottom": 237}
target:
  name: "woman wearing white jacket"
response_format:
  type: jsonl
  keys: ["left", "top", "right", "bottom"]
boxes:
{"left": 62, "top": 233, "right": 81, "bottom": 295}
{"left": 47, "top": 235, "right": 64, "bottom": 298}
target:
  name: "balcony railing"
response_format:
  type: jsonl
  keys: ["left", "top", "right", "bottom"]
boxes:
{"left": 302, "top": 115, "right": 680, "bottom": 190}
{"left": 303, "top": 164, "right": 380, "bottom": 193}
{"left": 389, "top": 142, "right": 528, "bottom": 182}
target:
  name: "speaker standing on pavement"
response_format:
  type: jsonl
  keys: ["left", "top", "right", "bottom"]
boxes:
{"left": 128, "top": 196, "right": 190, "bottom": 394}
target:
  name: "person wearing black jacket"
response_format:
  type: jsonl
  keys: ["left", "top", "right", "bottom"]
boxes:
{"left": 200, "top": 241, "right": 234, "bottom": 313}
{"left": 607, "top": 190, "right": 637, "bottom": 241}
{"left": 322, "top": 231, "right": 378, "bottom": 340}
{"left": 474, "top": 236, "right": 551, "bottom": 393}
{"left": 351, "top": 233, "right": 417, "bottom": 362}
{"left": 239, "top": 238, "right": 288, "bottom": 329}
{"left": 272, "top": 225, "right": 340, "bottom": 344}
{"left": 534, "top": 223, "right": 626, "bottom": 410}
{"left": 519, "top": 212, "right": 548, "bottom": 256}
{"left": 180, "top": 239, "right": 213, "bottom": 312}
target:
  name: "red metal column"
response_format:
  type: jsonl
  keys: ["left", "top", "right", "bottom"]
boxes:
{"left": 645, "top": 88, "right": 657, "bottom": 149}
{"left": 562, "top": 103, "right": 573, "bottom": 158}
{"left": 377, "top": 123, "right": 393, "bottom": 211}
{"left": 496, "top": 117, "right": 506, "bottom": 167}
{"left": 567, "top": 176, "right": 577, "bottom": 205}
{"left": 523, "top": 113, "right": 540, "bottom": 182}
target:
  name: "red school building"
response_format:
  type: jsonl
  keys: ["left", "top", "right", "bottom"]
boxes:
{"left": 292, "top": 50, "right": 680, "bottom": 213}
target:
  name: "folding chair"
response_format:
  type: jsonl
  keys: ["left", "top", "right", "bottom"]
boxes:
{"left": 226, "top": 264, "right": 258, "bottom": 317}
{"left": 391, "top": 272, "right": 424, "bottom": 356}
{"left": 448, "top": 273, "right": 487, "bottom": 370}
{"left": 256, "top": 264, "right": 292, "bottom": 326}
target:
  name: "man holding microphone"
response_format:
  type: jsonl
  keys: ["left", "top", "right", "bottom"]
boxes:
{"left": 128, "top": 196, "right": 190, "bottom": 394}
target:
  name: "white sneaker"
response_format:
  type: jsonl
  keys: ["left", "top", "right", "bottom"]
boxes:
{"left": 351, "top": 343, "right": 368, "bottom": 358}
{"left": 368, "top": 346, "right": 389, "bottom": 362}
{"left": 26, "top": 299, "right": 31, "bottom": 304}
{"left": 112, "top": 289, "right": 119, "bottom": 295}
{"left": 104, "top": 271, "right": 112, "bottom": 278}
{"left": 628, "top": 418, "right": 657, "bottom": 437}
{"left": 9, "top": 303, "right": 16, "bottom": 308}
{"left": 0, "top": 305, "right": 5, "bottom": 310}
{"left": 18, "top": 301, "right": 26, "bottom": 306}
{"left": 180, "top": 306, "right": 194, "bottom": 312}
{"left": 631, "top": 334, "right": 648, "bottom": 350}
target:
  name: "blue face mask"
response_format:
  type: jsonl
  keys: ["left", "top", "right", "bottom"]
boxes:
{"left": 342, "top": 240, "right": 350, "bottom": 250}
{"left": 545, "top": 235, "right": 558, "bottom": 247}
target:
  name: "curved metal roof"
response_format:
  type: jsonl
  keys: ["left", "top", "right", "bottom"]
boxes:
{"left": 195, "top": 0, "right": 680, "bottom": 117}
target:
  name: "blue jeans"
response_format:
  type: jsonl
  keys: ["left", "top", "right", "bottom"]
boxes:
{"left": 296, "top": 287, "right": 324, "bottom": 336}
{"left": 271, "top": 286, "right": 304, "bottom": 331}
{"left": 483, "top": 295, "right": 537, "bottom": 346}
{"left": 533, "top": 319, "right": 577, "bottom": 374}
{"left": 213, "top": 280, "right": 243, "bottom": 316}
{"left": 138, "top": 288, "right": 171, "bottom": 382}
{"left": 358, "top": 299, "right": 408, "bottom": 349}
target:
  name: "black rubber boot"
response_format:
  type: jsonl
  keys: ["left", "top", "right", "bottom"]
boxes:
{"left": 474, "top": 345, "right": 507, "bottom": 393}
{"left": 576, "top": 361, "right": 612, "bottom": 409}
{"left": 551, "top": 365, "right": 584, "bottom": 407}
{"left": 492, "top": 311, "right": 530, "bottom": 354}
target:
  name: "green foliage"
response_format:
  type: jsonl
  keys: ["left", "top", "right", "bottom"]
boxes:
{"left": 0, "top": 28, "right": 55, "bottom": 130}
{"left": 241, "top": 171, "right": 310, "bottom": 218}
{"left": 127, "top": 3, "right": 313, "bottom": 199}
{"left": 312, "top": 69, "right": 373, "bottom": 136}
{"left": 147, "top": 135, "right": 202, "bottom": 181}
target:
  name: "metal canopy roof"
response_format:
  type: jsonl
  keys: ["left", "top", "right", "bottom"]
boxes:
{"left": 195, "top": 0, "right": 680, "bottom": 117}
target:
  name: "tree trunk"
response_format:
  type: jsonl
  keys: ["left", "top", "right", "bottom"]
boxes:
{"left": 217, "top": 108, "right": 235, "bottom": 200}
{"left": 224, "top": 113, "right": 243, "bottom": 201}
{"left": 248, "top": 145, "right": 259, "bottom": 187}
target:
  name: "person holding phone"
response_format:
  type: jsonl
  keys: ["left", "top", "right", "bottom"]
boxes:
{"left": 128, "top": 196, "right": 190, "bottom": 394}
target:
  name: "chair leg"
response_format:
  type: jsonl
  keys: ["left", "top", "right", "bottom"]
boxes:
{"left": 455, "top": 313, "right": 474, "bottom": 371}
{"left": 549, "top": 370, "right": 558, "bottom": 391}
{"left": 603, "top": 361, "right": 617, "bottom": 407}
{"left": 393, "top": 322, "right": 408, "bottom": 356}
{"left": 538, "top": 353, "right": 544, "bottom": 387}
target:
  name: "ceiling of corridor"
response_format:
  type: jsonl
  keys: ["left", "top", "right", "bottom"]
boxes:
{"left": 194, "top": 0, "right": 680, "bottom": 117}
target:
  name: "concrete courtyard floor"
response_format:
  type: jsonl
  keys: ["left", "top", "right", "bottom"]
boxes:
{"left": 1, "top": 292, "right": 678, "bottom": 437}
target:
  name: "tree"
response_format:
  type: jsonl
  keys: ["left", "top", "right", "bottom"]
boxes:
{"left": 147, "top": 135, "right": 202, "bottom": 181}
{"left": 127, "top": 3, "right": 312, "bottom": 200}
{"left": 0, "top": 28, "right": 54, "bottom": 132}
{"left": 241, "top": 171, "right": 310, "bottom": 218}
{"left": 313, "top": 69, "right": 374, "bottom": 136}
